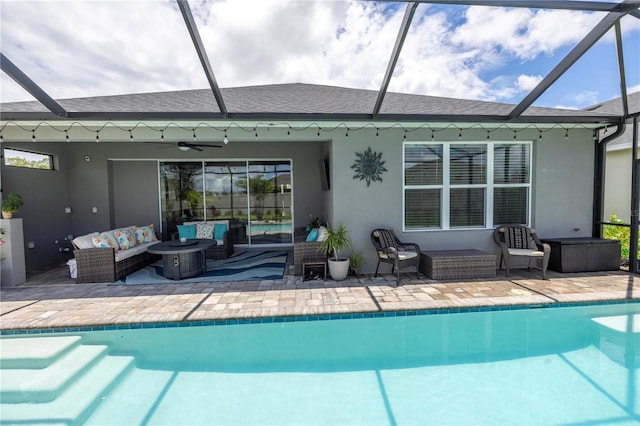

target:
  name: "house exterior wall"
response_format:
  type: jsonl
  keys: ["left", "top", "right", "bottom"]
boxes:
{"left": 605, "top": 147, "right": 634, "bottom": 223}
{"left": 1, "top": 142, "right": 73, "bottom": 271}
{"left": 329, "top": 127, "right": 595, "bottom": 274}
{"left": 2, "top": 139, "right": 329, "bottom": 271}
{"left": 2, "top": 125, "right": 596, "bottom": 274}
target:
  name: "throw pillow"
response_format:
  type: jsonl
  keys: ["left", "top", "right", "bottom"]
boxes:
{"left": 92, "top": 234, "right": 117, "bottom": 249}
{"left": 134, "top": 224, "right": 158, "bottom": 244}
{"left": 213, "top": 223, "right": 228, "bottom": 240}
{"left": 177, "top": 224, "right": 197, "bottom": 239}
{"left": 306, "top": 228, "right": 318, "bottom": 242}
{"left": 195, "top": 222, "right": 215, "bottom": 239}
{"left": 114, "top": 228, "right": 137, "bottom": 250}
{"left": 316, "top": 226, "right": 328, "bottom": 242}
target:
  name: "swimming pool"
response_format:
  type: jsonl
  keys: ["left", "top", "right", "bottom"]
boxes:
{"left": 1, "top": 302, "right": 638, "bottom": 425}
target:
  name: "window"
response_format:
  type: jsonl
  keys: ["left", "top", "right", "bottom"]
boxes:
{"left": 404, "top": 141, "right": 531, "bottom": 230}
{"left": 3, "top": 148, "right": 54, "bottom": 170}
{"left": 159, "top": 160, "right": 293, "bottom": 245}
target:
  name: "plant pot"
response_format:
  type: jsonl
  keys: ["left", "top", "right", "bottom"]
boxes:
{"left": 327, "top": 258, "right": 350, "bottom": 281}
{"left": 2, "top": 211, "right": 13, "bottom": 219}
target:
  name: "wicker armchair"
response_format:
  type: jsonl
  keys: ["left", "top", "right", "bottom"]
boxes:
{"left": 493, "top": 224, "right": 550, "bottom": 279}
{"left": 371, "top": 229, "right": 420, "bottom": 283}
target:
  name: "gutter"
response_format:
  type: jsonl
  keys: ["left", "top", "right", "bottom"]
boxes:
{"left": 592, "top": 120, "right": 626, "bottom": 237}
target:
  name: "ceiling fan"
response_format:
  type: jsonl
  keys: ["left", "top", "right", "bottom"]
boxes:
{"left": 146, "top": 141, "right": 223, "bottom": 151}
{"left": 175, "top": 141, "right": 223, "bottom": 151}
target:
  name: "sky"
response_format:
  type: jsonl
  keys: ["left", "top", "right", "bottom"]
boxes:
{"left": 0, "top": 0, "right": 639, "bottom": 110}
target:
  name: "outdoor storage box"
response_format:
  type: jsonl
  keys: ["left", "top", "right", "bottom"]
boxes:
{"left": 541, "top": 237, "right": 620, "bottom": 273}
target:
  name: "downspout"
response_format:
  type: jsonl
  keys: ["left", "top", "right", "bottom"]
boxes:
{"left": 630, "top": 116, "right": 638, "bottom": 273}
{"left": 592, "top": 120, "right": 626, "bottom": 237}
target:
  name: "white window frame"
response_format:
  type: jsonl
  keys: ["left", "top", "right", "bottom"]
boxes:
{"left": 403, "top": 140, "right": 532, "bottom": 231}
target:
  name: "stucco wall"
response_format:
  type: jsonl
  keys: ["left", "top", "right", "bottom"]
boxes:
{"left": 329, "top": 127, "right": 595, "bottom": 274}
{"left": 2, "top": 139, "right": 329, "bottom": 271}
{"left": 2, "top": 125, "right": 596, "bottom": 274}
{"left": 1, "top": 142, "right": 73, "bottom": 271}
{"left": 605, "top": 148, "right": 633, "bottom": 223}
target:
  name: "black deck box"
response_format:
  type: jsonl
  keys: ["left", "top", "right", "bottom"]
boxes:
{"left": 541, "top": 237, "right": 621, "bottom": 273}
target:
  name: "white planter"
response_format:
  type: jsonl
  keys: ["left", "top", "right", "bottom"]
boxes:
{"left": 327, "top": 258, "right": 350, "bottom": 281}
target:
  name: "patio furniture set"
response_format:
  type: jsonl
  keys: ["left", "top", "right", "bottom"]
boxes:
{"left": 71, "top": 220, "right": 234, "bottom": 283}
{"left": 70, "top": 220, "right": 620, "bottom": 284}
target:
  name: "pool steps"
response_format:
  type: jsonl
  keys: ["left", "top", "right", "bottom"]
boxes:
{"left": 0, "top": 335, "right": 81, "bottom": 368}
{"left": 0, "top": 336, "right": 134, "bottom": 424}
{"left": 1, "top": 344, "right": 109, "bottom": 402}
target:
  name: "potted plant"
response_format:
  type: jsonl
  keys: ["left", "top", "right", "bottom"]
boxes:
{"left": 318, "top": 223, "right": 352, "bottom": 280}
{"left": 1, "top": 194, "right": 24, "bottom": 219}
{"left": 349, "top": 251, "right": 364, "bottom": 277}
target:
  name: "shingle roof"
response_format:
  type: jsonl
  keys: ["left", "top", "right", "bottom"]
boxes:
{"left": 0, "top": 83, "right": 617, "bottom": 123}
{"left": 584, "top": 91, "right": 640, "bottom": 115}
{"left": 584, "top": 91, "right": 640, "bottom": 149}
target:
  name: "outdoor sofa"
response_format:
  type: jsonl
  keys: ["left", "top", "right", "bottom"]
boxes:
{"left": 71, "top": 224, "right": 161, "bottom": 283}
{"left": 71, "top": 220, "right": 234, "bottom": 283}
{"left": 178, "top": 220, "right": 234, "bottom": 260}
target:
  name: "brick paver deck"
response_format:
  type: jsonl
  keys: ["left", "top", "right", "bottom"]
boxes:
{"left": 1, "top": 267, "right": 638, "bottom": 331}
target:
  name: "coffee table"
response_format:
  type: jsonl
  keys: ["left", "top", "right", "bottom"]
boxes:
{"left": 147, "top": 239, "right": 217, "bottom": 280}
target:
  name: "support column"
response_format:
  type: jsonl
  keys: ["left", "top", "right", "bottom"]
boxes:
{"left": 0, "top": 218, "right": 26, "bottom": 286}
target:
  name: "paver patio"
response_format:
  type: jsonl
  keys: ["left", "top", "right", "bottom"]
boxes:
{"left": 1, "top": 265, "right": 638, "bottom": 332}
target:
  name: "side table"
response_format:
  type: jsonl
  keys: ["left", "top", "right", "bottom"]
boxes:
{"left": 302, "top": 257, "right": 327, "bottom": 281}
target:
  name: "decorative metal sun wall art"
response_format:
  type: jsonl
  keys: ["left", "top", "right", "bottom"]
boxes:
{"left": 351, "top": 147, "right": 387, "bottom": 186}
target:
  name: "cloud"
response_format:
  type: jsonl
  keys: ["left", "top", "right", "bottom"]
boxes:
{"left": 0, "top": 0, "right": 636, "bottom": 108}
{"left": 516, "top": 74, "right": 543, "bottom": 92}
{"left": 1, "top": 0, "right": 208, "bottom": 102}
{"left": 450, "top": 6, "right": 602, "bottom": 60}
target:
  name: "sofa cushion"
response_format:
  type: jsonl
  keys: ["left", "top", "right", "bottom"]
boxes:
{"left": 92, "top": 234, "right": 118, "bottom": 249}
{"left": 306, "top": 228, "right": 318, "bottom": 242}
{"left": 317, "top": 226, "right": 328, "bottom": 242}
{"left": 72, "top": 232, "right": 99, "bottom": 249}
{"left": 177, "top": 224, "right": 197, "bottom": 239}
{"left": 134, "top": 224, "right": 158, "bottom": 244}
{"left": 214, "top": 223, "right": 227, "bottom": 240}
{"left": 195, "top": 223, "right": 215, "bottom": 239}
{"left": 114, "top": 228, "right": 137, "bottom": 250}
{"left": 114, "top": 243, "right": 144, "bottom": 261}
{"left": 99, "top": 230, "right": 120, "bottom": 251}
{"left": 183, "top": 220, "right": 230, "bottom": 243}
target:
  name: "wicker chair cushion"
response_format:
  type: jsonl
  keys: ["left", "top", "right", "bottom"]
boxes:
{"left": 376, "top": 229, "right": 396, "bottom": 249}
{"left": 508, "top": 248, "right": 545, "bottom": 257}
{"left": 379, "top": 250, "right": 418, "bottom": 260}
{"left": 505, "top": 227, "right": 530, "bottom": 249}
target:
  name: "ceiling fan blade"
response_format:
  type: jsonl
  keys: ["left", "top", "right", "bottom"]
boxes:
{"left": 143, "top": 142, "right": 176, "bottom": 150}
{"left": 191, "top": 143, "right": 223, "bottom": 148}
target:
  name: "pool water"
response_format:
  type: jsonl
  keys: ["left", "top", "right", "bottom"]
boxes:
{"left": 1, "top": 303, "right": 639, "bottom": 425}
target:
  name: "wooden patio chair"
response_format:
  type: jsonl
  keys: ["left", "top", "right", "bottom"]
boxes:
{"left": 371, "top": 229, "right": 420, "bottom": 284}
{"left": 493, "top": 224, "right": 550, "bottom": 280}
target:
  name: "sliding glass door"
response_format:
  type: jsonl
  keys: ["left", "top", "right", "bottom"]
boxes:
{"left": 246, "top": 161, "right": 292, "bottom": 244}
{"left": 160, "top": 160, "right": 292, "bottom": 245}
{"left": 159, "top": 162, "right": 204, "bottom": 240}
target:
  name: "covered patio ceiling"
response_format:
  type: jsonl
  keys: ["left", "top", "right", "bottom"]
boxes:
{"left": 1, "top": 0, "right": 639, "bottom": 125}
